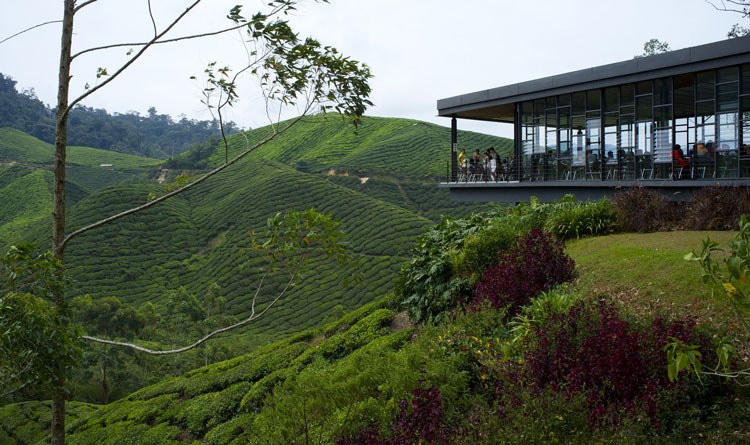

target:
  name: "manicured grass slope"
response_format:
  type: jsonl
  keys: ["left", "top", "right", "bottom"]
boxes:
{"left": 567, "top": 231, "right": 737, "bottom": 331}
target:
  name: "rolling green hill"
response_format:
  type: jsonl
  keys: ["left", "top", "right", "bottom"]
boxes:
{"left": 58, "top": 158, "right": 432, "bottom": 340}
{"left": 1, "top": 115, "right": 511, "bottom": 407}
{"left": 196, "top": 115, "right": 513, "bottom": 180}
{"left": 0, "top": 128, "right": 161, "bottom": 168}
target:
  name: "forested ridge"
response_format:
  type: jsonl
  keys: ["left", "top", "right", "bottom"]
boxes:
{"left": 0, "top": 73, "right": 240, "bottom": 158}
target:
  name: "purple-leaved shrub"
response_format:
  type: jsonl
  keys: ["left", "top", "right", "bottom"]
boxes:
{"left": 472, "top": 228, "right": 576, "bottom": 315}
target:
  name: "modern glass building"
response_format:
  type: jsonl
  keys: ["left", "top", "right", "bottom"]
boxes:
{"left": 438, "top": 35, "right": 750, "bottom": 201}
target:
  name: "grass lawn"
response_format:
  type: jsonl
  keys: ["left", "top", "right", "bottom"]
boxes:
{"left": 567, "top": 231, "right": 738, "bottom": 332}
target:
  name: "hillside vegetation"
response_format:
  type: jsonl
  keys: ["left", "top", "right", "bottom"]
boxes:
{"left": 1, "top": 116, "right": 510, "bottom": 405}
{"left": 4, "top": 226, "right": 748, "bottom": 444}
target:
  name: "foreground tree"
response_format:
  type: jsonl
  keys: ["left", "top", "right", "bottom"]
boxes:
{"left": 2, "top": 1, "right": 371, "bottom": 442}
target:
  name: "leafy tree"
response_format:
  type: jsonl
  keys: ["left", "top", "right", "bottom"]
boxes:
{"left": 2, "top": 1, "right": 371, "bottom": 442}
{"left": 634, "top": 38, "right": 671, "bottom": 58}
{"left": 0, "top": 245, "right": 81, "bottom": 399}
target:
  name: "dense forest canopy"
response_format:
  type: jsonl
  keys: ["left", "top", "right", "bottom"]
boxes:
{"left": 0, "top": 73, "right": 241, "bottom": 158}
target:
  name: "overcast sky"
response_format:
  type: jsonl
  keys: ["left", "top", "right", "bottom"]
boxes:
{"left": 0, "top": 0, "right": 744, "bottom": 139}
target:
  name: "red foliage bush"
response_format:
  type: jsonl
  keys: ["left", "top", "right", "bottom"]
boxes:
{"left": 472, "top": 229, "right": 576, "bottom": 315}
{"left": 516, "top": 301, "right": 703, "bottom": 426}
{"left": 338, "top": 384, "right": 451, "bottom": 445}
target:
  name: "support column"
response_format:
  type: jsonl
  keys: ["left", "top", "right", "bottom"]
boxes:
{"left": 451, "top": 116, "right": 458, "bottom": 182}
{"left": 514, "top": 103, "right": 522, "bottom": 181}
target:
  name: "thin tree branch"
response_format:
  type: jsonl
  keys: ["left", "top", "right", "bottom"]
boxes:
{"left": 70, "top": 0, "right": 292, "bottom": 60}
{"left": 71, "top": 22, "right": 247, "bottom": 60}
{"left": 0, "top": 379, "right": 33, "bottom": 398}
{"left": 74, "top": 0, "right": 100, "bottom": 13}
{"left": 65, "top": 0, "right": 204, "bottom": 118}
{"left": 61, "top": 114, "right": 305, "bottom": 250}
{"left": 250, "top": 271, "right": 267, "bottom": 318}
{"left": 147, "top": 0, "right": 158, "bottom": 37}
{"left": 704, "top": 0, "right": 750, "bottom": 15}
{"left": 82, "top": 266, "right": 298, "bottom": 355}
{"left": 0, "top": 20, "right": 63, "bottom": 45}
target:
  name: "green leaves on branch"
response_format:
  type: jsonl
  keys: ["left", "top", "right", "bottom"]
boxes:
{"left": 684, "top": 214, "right": 750, "bottom": 336}
{"left": 1, "top": 244, "right": 81, "bottom": 397}
{"left": 664, "top": 337, "right": 702, "bottom": 383}
{"left": 248, "top": 208, "right": 360, "bottom": 286}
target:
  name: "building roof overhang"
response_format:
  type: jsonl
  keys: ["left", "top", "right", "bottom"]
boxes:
{"left": 437, "top": 35, "right": 750, "bottom": 123}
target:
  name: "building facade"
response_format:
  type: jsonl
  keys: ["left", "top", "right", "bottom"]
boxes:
{"left": 438, "top": 36, "right": 750, "bottom": 202}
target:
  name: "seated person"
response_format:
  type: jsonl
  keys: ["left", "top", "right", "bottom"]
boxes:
{"left": 672, "top": 144, "right": 689, "bottom": 168}
{"left": 695, "top": 141, "right": 708, "bottom": 158}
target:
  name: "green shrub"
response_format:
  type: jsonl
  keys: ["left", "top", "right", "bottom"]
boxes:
{"left": 397, "top": 211, "right": 506, "bottom": 323}
{"left": 453, "top": 222, "right": 517, "bottom": 281}
{"left": 543, "top": 199, "right": 616, "bottom": 240}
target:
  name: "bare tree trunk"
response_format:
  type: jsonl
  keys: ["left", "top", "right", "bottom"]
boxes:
{"left": 51, "top": 1, "right": 75, "bottom": 444}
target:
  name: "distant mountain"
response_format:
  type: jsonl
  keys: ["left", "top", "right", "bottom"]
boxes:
{"left": 0, "top": 73, "right": 240, "bottom": 158}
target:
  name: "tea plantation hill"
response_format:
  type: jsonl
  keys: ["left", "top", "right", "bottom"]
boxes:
{"left": 0, "top": 128, "right": 162, "bottom": 244}
{"left": 174, "top": 114, "right": 513, "bottom": 222}
{"left": 4, "top": 116, "right": 510, "bottom": 344}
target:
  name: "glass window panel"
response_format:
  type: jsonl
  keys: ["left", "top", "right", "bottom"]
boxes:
{"left": 621, "top": 84, "right": 635, "bottom": 106}
{"left": 572, "top": 116, "right": 586, "bottom": 167}
{"left": 696, "top": 100, "right": 714, "bottom": 118}
{"left": 586, "top": 110, "right": 600, "bottom": 119}
{"left": 717, "top": 83, "right": 739, "bottom": 111}
{"left": 534, "top": 99, "right": 545, "bottom": 118}
{"left": 637, "top": 121, "right": 653, "bottom": 153}
{"left": 654, "top": 77, "right": 672, "bottom": 105}
{"left": 674, "top": 73, "right": 695, "bottom": 119}
{"left": 743, "top": 119, "right": 750, "bottom": 146}
{"left": 572, "top": 92, "right": 585, "bottom": 115}
{"left": 636, "top": 95, "right": 652, "bottom": 121}
{"left": 547, "top": 124, "right": 558, "bottom": 151}
{"left": 620, "top": 105, "right": 634, "bottom": 115}
{"left": 559, "top": 108, "right": 570, "bottom": 128}
{"left": 546, "top": 96, "right": 557, "bottom": 109}
{"left": 654, "top": 127, "right": 672, "bottom": 163}
{"left": 620, "top": 114, "right": 635, "bottom": 151}
{"left": 586, "top": 89, "right": 601, "bottom": 110}
{"left": 717, "top": 66, "right": 739, "bottom": 83}
{"left": 559, "top": 124, "right": 572, "bottom": 159}
{"left": 654, "top": 106, "right": 672, "bottom": 128}
{"left": 522, "top": 101, "right": 533, "bottom": 123}
{"left": 604, "top": 87, "right": 618, "bottom": 113}
{"left": 636, "top": 81, "right": 652, "bottom": 95}
{"left": 743, "top": 63, "right": 750, "bottom": 95}
{"left": 558, "top": 94, "right": 571, "bottom": 106}
{"left": 697, "top": 71, "right": 715, "bottom": 101}
{"left": 604, "top": 113, "right": 618, "bottom": 127}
